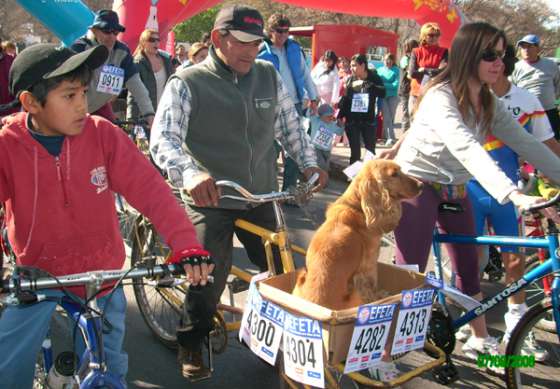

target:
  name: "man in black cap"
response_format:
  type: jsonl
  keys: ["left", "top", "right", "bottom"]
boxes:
{"left": 71, "top": 9, "right": 154, "bottom": 124}
{"left": 151, "top": 4, "right": 327, "bottom": 381}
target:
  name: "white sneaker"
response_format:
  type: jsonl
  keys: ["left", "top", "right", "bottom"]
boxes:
{"left": 384, "top": 139, "right": 395, "bottom": 146}
{"left": 520, "top": 331, "right": 549, "bottom": 362}
{"left": 462, "top": 335, "right": 503, "bottom": 375}
{"left": 368, "top": 360, "right": 401, "bottom": 384}
{"left": 455, "top": 325, "right": 471, "bottom": 342}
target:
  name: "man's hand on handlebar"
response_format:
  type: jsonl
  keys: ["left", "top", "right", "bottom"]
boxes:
{"left": 303, "top": 167, "right": 328, "bottom": 191}
{"left": 185, "top": 173, "right": 221, "bottom": 207}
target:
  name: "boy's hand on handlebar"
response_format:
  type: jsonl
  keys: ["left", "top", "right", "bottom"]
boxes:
{"left": 303, "top": 167, "right": 328, "bottom": 191}
{"left": 168, "top": 249, "right": 215, "bottom": 287}
{"left": 185, "top": 173, "right": 221, "bottom": 207}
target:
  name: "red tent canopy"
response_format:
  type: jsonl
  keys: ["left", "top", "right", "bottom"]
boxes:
{"left": 114, "top": 0, "right": 464, "bottom": 52}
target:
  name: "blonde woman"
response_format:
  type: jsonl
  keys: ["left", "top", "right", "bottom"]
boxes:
{"left": 407, "top": 22, "right": 448, "bottom": 112}
{"left": 127, "top": 29, "right": 174, "bottom": 124}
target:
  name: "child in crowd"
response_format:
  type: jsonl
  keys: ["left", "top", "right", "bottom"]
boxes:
{"left": 0, "top": 43, "right": 212, "bottom": 388}
{"left": 308, "top": 104, "right": 343, "bottom": 173}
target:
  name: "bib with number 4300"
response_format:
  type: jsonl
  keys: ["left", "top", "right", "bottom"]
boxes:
{"left": 96, "top": 65, "right": 124, "bottom": 95}
{"left": 344, "top": 303, "right": 396, "bottom": 374}
{"left": 391, "top": 288, "right": 434, "bottom": 355}
{"left": 283, "top": 312, "right": 325, "bottom": 388}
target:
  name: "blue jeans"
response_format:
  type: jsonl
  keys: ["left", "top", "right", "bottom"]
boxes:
{"left": 0, "top": 288, "right": 128, "bottom": 389}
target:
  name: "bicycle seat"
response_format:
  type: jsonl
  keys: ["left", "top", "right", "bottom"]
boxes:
{"left": 438, "top": 202, "right": 464, "bottom": 213}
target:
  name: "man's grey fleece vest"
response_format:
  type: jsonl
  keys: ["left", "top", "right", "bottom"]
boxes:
{"left": 174, "top": 53, "right": 279, "bottom": 208}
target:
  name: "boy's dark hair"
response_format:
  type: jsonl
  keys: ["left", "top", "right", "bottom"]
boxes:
{"left": 30, "top": 65, "right": 92, "bottom": 106}
{"left": 502, "top": 44, "right": 517, "bottom": 77}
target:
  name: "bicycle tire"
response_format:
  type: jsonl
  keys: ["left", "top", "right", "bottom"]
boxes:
{"left": 131, "top": 220, "right": 182, "bottom": 349}
{"left": 523, "top": 256, "right": 556, "bottom": 333}
{"left": 504, "top": 298, "right": 560, "bottom": 389}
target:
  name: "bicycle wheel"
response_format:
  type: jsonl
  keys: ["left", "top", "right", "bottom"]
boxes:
{"left": 131, "top": 219, "right": 183, "bottom": 349}
{"left": 523, "top": 256, "right": 556, "bottom": 333}
{"left": 504, "top": 298, "right": 559, "bottom": 389}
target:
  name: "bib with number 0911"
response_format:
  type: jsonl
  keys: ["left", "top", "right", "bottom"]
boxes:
{"left": 351, "top": 93, "right": 369, "bottom": 113}
{"left": 311, "top": 126, "right": 334, "bottom": 151}
{"left": 391, "top": 289, "right": 434, "bottom": 355}
{"left": 97, "top": 65, "right": 124, "bottom": 95}
{"left": 344, "top": 303, "right": 396, "bottom": 374}
{"left": 283, "top": 312, "right": 324, "bottom": 388}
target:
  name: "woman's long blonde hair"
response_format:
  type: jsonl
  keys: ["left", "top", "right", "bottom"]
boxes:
{"left": 419, "top": 22, "right": 506, "bottom": 134}
{"left": 133, "top": 29, "right": 159, "bottom": 57}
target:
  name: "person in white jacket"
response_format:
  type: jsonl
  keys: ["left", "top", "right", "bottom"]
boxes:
{"left": 381, "top": 22, "right": 560, "bottom": 379}
{"left": 311, "top": 50, "right": 340, "bottom": 106}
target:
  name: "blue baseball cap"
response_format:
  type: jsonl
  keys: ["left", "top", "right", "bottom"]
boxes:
{"left": 517, "top": 34, "right": 540, "bottom": 47}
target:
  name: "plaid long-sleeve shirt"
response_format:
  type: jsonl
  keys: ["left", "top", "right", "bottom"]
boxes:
{"left": 150, "top": 71, "right": 318, "bottom": 189}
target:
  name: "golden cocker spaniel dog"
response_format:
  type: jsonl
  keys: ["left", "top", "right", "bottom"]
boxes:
{"left": 292, "top": 160, "right": 423, "bottom": 310}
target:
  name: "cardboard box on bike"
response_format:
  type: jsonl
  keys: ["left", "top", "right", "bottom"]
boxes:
{"left": 257, "top": 262, "right": 426, "bottom": 365}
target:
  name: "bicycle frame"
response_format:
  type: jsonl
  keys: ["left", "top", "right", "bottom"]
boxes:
{"left": 432, "top": 231, "right": 560, "bottom": 339}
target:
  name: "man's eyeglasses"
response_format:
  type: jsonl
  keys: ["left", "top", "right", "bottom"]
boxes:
{"left": 480, "top": 48, "right": 505, "bottom": 62}
{"left": 519, "top": 42, "right": 536, "bottom": 49}
{"left": 273, "top": 28, "right": 290, "bottom": 34}
{"left": 100, "top": 30, "right": 119, "bottom": 36}
{"left": 148, "top": 37, "right": 160, "bottom": 43}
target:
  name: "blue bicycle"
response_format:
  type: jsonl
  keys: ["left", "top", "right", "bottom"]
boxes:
{"left": 1, "top": 263, "right": 193, "bottom": 389}
{"left": 426, "top": 194, "right": 560, "bottom": 389}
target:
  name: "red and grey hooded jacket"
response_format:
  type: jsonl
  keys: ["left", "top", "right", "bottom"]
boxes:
{"left": 0, "top": 112, "right": 202, "bottom": 296}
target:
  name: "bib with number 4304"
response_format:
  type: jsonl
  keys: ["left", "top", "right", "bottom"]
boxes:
{"left": 283, "top": 312, "right": 325, "bottom": 388}
{"left": 97, "top": 65, "right": 125, "bottom": 95}
{"left": 391, "top": 288, "right": 434, "bottom": 355}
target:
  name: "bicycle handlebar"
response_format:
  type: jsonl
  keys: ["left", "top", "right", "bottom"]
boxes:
{"left": 1, "top": 264, "right": 213, "bottom": 295}
{"left": 522, "top": 191, "right": 560, "bottom": 213}
{"left": 216, "top": 173, "right": 319, "bottom": 204}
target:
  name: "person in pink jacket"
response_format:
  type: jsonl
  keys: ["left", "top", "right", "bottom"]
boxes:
{"left": 0, "top": 43, "right": 212, "bottom": 388}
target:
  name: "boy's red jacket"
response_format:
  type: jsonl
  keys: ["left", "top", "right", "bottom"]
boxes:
{"left": 0, "top": 113, "right": 202, "bottom": 295}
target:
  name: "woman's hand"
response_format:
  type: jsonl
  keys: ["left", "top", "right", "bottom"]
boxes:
{"left": 509, "top": 190, "right": 560, "bottom": 223}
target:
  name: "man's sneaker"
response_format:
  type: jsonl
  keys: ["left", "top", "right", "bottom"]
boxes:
{"left": 368, "top": 360, "right": 401, "bottom": 386}
{"left": 455, "top": 325, "right": 471, "bottom": 342}
{"left": 462, "top": 335, "right": 503, "bottom": 376}
{"left": 384, "top": 139, "right": 395, "bottom": 147}
{"left": 178, "top": 344, "right": 211, "bottom": 382}
{"left": 520, "top": 331, "right": 549, "bottom": 362}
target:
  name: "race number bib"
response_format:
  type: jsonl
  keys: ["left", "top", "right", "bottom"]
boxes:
{"left": 247, "top": 300, "right": 285, "bottom": 365}
{"left": 239, "top": 272, "right": 270, "bottom": 345}
{"left": 351, "top": 93, "right": 369, "bottom": 113}
{"left": 283, "top": 313, "right": 324, "bottom": 388}
{"left": 311, "top": 125, "right": 334, "bottom": 151}
{"left": 97, "top": 65, "right": 124, "bottom": 95}
{"left": 344, "top": 303, "right": 396, "bottom": 374}
{"left": 391, "top": 289, "right": 434, "bottom": 355}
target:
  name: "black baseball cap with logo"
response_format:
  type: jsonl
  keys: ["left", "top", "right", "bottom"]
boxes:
{"left": 213, "top": 5, "right": 265, "bottom": 42}
{"left": 9, "top": 43, "right": 108, "bottom": 97}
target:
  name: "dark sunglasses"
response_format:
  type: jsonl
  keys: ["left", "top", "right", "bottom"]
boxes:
{"left": 101, "top": 30, "right": 119, "bottom": 36}
{"left": 480, "top": 48, "right": 505, "bottom": 62}
{"left": 519, "top": 42, "right": 536, "bottom": 49}
{"left": 148, "top": 37, "right": 160, "bottom": 43}
{"left": 427, "top": 33, "right": 440, "bottom": 38}
{"left": 273, "top": 28, "right": 290, "bottom": 34}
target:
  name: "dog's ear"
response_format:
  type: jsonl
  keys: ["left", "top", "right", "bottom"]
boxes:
{"left": 359, "top": 168, "right": 402, "bottom": 233}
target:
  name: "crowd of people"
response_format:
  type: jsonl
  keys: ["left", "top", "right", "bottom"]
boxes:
{"left": 0, "top": 3, "right": 559, "bottom": 387}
